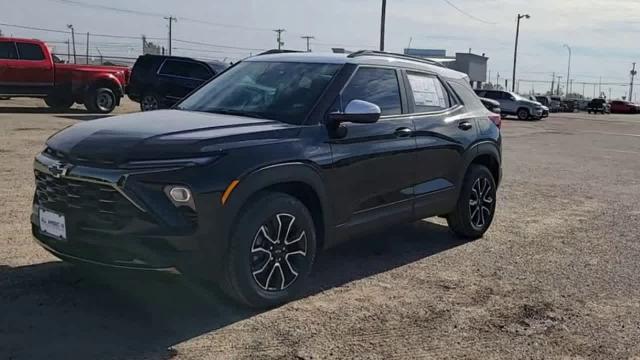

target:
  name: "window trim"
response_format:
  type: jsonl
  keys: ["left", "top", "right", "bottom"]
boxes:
{"left": 15, "top": 42, "right": 46, "bottom": 61}
{"left": 402, "top": 69, "right": 462, "bottom": 116}
{"left": 336, "top": 64, "right": 406, "bottom": 119}
{"left": 0, "top": 41, "right": 19, "bottom": 60}
{"left": 157, "top": 59, "right": 213, "bottom": 81}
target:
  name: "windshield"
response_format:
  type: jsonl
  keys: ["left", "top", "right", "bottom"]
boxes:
{"left": 178, "top": 61, "right": 341, "bottom": 124}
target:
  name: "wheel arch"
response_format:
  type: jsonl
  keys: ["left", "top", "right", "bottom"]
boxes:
{"left": 469, "top": 142, "right": 501, "bottom": 186}
{"left": 84, "top": 75, "right": 124, "bottom": 100}
{"left": 225, "top": 162, "right": 331, "bottom": 250}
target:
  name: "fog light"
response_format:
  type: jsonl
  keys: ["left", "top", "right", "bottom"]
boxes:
{"left": 168, "top": 186, "right": 191, "bottom": 202}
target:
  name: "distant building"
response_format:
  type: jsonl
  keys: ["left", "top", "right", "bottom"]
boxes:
{"left": 404, "top": 48, "right": 488, "bottom": 88}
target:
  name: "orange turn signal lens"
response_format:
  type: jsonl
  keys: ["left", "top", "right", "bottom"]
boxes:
{"left": 221, "top": 180, "right": 240, "bottom": 205}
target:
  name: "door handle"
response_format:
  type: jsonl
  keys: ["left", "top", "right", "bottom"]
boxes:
{"left": 458, "top": 121, "right": 473, "bottom": 131}
{"left": 394, "top": 127, "right": 413, "bottom": 137}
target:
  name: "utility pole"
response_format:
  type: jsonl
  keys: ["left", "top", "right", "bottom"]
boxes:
{"left": 86, "top": 32, "right": 89, "bottom": 64}
{"left": 273, "top": 29, "right": 285, "bottom": 50}
{"left": 497, "top": 73, "right": 500, "bottom": 89}
{"left": 142, "top": 35, "right": 146, "bottom": 54}
{"left": 380, "top": 0, "right": 387, "bottom": 51}
{"left": 608, "top": 88, "right": 612, "bottom": 100}
{"left": 582, "top": 82, "right": 585, "bottom": 98}
{"left": 67, "top": 24, "right": 76, "bottom": 64}
{"left": 301, "top": 35, "right": 315, "bottom": 52}
{"left": 598, "top": 77, "right": 602, "bottom": 98}
{"left": 563, "top": 44, "right": 571, "bottom": 97}
{"left": 164, "top": 16, "right": 177, "bottom": 55}
{"left": 550, "top": 72, "right": 555, "bottom": 95}
{"left": 556, "top": 75, "right": 562, "bottom": 95}
{"left": 630, "top": 62, "right": 637, "bottom": 101}
{"left": 66, "top": 39, "right": 70, "bottom": 63}
{"left": 512, "top": 13, "right": 530, "bottom": 92}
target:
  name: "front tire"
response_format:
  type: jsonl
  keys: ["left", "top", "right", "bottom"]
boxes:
{"left": 85, "top": 87, "right": 117, "bottom": 114}
{"left": 221, "top": 192, "right": 317, "bottom": 308}
{"left": 447, "top": 165, "right": 497, "bottom": 239}
{"left": 517, "top": 108, "right": 530, "bottom": 120}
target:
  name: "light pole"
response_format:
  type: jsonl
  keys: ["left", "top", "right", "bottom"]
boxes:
{"left": 563, "top": 44, "right": 571, "bottom": 97}
{"left": 66, "top": 24, "right": 76, "bottom": 64}
{"left": 511, "top": 13, "right": 530, "bottom": 92}
{"left": 380, "top": 0, "right": 387, "bottom": 51}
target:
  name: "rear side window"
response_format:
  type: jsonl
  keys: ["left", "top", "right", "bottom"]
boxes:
{"left": 406, "top": 72, "right": 450, "bottom": 112}
{"left": 448, "top": 80, "right": 485, "bottom": 110}
{"left": 0, "top": 42, "right": 18, "bottom": 59}
{"left": 16, "top": 43, "right": 45, "bottom": 60}
{"left": 341, "top": 67, "right": 402, "bottom": 116}
{"left": 159, "top": 60, "right": 212, "bottom": 80}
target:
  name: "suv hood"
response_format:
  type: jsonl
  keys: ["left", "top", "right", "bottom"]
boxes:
{"left": 46, "top": 110, "right": 300, "bottom": 165}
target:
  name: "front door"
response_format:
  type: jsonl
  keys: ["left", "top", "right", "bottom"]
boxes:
{"left": 327, "top": 66, "right": 417, "bottom": 236}
{"left": 12, "top": 41, "right": 54, "bottom": 95}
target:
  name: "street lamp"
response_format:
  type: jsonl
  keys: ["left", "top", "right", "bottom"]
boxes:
{"left": 380, "top": 0, "right": 387, "bottom": 51}
{"left": 511, "top": 13, "right": 530, "bottom": 92}
{"left": 563, "top": 44, "right": 572, "bottom": 97}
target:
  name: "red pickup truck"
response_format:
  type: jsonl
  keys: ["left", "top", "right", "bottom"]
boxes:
{"left": 0, "top": 37, "right": 130, "bottom": 113}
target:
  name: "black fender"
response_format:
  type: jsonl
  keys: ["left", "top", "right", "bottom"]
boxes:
{"left": 460, "top": 140, "right": 502, "bottom": 187}
{"left": 223, "top": 162, "right": 333, "bottom": 249}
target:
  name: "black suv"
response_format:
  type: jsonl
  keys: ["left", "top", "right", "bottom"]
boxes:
{"left": 32, "top": 51, "right": 501, "bottom": 308}
{"left": 126, "top": 54, "right": 228, "bottom": 111}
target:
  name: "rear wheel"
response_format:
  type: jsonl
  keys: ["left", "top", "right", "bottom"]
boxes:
{"left": 44, "top": 96, "right": 74, "bottom": 110}
{"left": 140, "top": 93, "right": 160, "bottom": 111}
{"left": 220, "top": 192, "right": 317, "bottom": 308}
{"left": 85, "top": 87, "right": 117, "bottom": 114}
{"left": 447, "top": 165, "right": 497, "bottom": 239}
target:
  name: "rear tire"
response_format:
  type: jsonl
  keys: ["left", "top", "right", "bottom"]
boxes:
{"left": 220, "top": 192, "right": 317, "bottom": 308}
{"left": 85, "top": 87, "right": 117, "bottom": 114}
{"left": 44, "top": 96, "right": 74, "bottom": 110}
{"left": 447, "top": 165, "right": 497, "bottom": 239}
{"left": 140, "top": 93, "right": 160, "bottom": 111}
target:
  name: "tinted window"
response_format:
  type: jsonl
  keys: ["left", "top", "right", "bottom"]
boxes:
{"left": 341, "top": 67, "right": 402, "bottom": 116}
{"left": 449, "top": 81, "right": 485, "bottom": 110}
{"left": 0, "top": 42, "right": 18, "bottom": 59}
{"left": 406, "top": 72, "right": 449, "bottom": 112}
{"left": 16, "top": 43, "right": 45, "bottom": 60}
{"left": 159, "top": 60, "right": 211, "bottom": 80}
{"left": 178, "top": 61, "right": 341, "bottom": 125}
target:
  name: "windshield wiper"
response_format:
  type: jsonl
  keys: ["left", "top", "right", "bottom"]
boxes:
{"left": 206, "top": 108, "right": 268, "bottom": 119}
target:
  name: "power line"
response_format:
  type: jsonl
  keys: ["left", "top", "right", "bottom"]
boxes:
{"left": 0, "top": 21, "right": 166, "bottom": 40}
{"left": 440, "top": 0, "right": 497, "bottom": 25}
{"left": 173, "top": 38, "right": 266, "bottom": 51}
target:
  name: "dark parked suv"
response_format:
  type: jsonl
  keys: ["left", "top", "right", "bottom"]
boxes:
{"left": 32, "top": 51, "right": 501, "bottom": 308}
{"left": 126, "top": 54, "right": 227, "bottom": 111}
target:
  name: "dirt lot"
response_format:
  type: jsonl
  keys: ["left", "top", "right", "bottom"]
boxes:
{"left": 1, "top": 98, "right": 640, "bottom": 359}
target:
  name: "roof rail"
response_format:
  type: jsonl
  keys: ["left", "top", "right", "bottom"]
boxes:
{"left": 347, "top": 50, "right": 445, "bottom": 68}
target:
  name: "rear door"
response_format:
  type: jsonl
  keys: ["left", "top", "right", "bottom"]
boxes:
{"left": 12, "top": 42, "right": 54, "bottom": 95}
{"left": 403, "top": 71, "right": 478, "bottom": 218}
{"left": 328, "top": 66, "right": 417, "bottom": 235}
{"left": 156, "top": 59, "right": 213, "bottom": 104}
{"left": 0, "top": 41, "right": 19, "bottom": 94}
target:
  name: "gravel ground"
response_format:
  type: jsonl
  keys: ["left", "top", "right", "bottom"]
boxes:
{"left": 1, "top": 98, "right": 639, "bottom": 359}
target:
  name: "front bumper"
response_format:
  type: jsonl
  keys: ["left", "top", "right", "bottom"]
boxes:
{"left": 31, "top": 153, "right": 230, "bottom": 275}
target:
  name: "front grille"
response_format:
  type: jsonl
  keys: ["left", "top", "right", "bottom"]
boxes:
{"left": 35, "top": 170, "right": 140, "bottom": 231}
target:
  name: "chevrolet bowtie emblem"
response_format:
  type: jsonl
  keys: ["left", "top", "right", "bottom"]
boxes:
{"left": 48, "top": 163, "right": 72, "bottom": 178}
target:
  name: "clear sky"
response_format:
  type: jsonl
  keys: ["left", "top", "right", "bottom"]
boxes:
{"left": 3, "top": 0, "right": 639, "bottom": 99}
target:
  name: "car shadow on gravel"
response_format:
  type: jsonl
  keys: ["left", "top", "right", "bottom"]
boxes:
{"left": 0, "top": 220, "right": 465, "bottom": 359}
{"left": 0, "top": 106, "right": 88, "bottom": 114}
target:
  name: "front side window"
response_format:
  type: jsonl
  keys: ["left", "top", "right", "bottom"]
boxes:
{"left": 341, "top": 67, "right": 402, "bottom": 116}
{"left": 178, "top": 61, "right": 341, "bottom": 124}
{"left": 406, "top": 72, "right": 449, "bottom": 112}
{"left": 0, "top": 42, "right": 18, "bottom": 60}
{"left": 16, "top": 43, "right": 45, "bottom": 61}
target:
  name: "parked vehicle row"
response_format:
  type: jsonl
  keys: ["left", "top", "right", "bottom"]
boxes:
{"left": 0, "top": 37, "right": 130, "bottom": 113}
{"left": 31, "top": 51, "right": 502, "bottom": 308}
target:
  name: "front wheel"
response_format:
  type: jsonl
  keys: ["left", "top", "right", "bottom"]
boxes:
{"left": 140, "top": 93, "right": 160, "bottom": 111}
{"left": 447, "top": 165, "right": 497, "bottom": 239}
{"left": 85, "top": 87, "right": 117, "bottom": 114}
{"left": 220, "top": 192, "right": 317, "bottom": 308}
{"left": 517, "top": 108, "right": 530, "bottom": 120}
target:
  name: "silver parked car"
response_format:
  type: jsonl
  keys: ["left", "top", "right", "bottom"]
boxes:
{"left": 475, "top": 90, "right": 544, "bottom": 120}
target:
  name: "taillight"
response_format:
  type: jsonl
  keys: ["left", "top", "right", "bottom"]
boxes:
{"left": 489, "top": 114, "right": 501, "bottom": 129}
